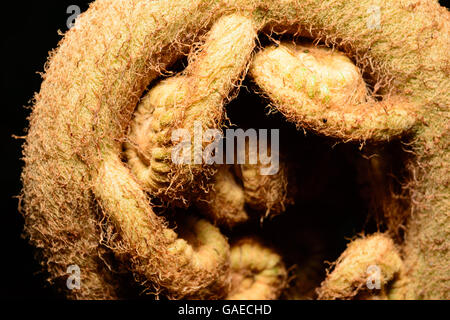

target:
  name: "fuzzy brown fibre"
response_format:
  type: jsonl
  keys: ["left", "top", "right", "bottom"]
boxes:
{"left": 227, "top": 237, "right": 287, "bottom": 300}
{"left": 21, "top": 0, "right": 449, "bottom": 299}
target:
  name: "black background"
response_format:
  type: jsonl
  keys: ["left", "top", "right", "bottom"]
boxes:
{"left": 2, "top": 1, "right": 449, "bottom": 300}
{"left": 2, "top": 1, "right": 91, "bottom": 299}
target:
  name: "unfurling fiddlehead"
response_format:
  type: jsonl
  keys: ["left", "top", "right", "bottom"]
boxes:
{"left": 250, "top": 43, "right": 418, "bottom": 142}
{"left": 194, "top": 140, "right": 295, "bottom": 227}
{"left": 317, "top": 233, "right": 403, "bottom": 300}
{"left": 227, "top": 237, "right": 287, "bottom": 300}
{"left": 21, "top": 0, "right": 449, "bottom": 300}
{"left": 93, "top": 154, "right": 230, "bottom": 298}
{"left": 234, "top": 140, "right": 295, "bottom": 220}
{"left": 194, "top": 165, "right": 249, "bottom": 228}
{"left": 125, "top": 14, "right": 257, "bottom": 205}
